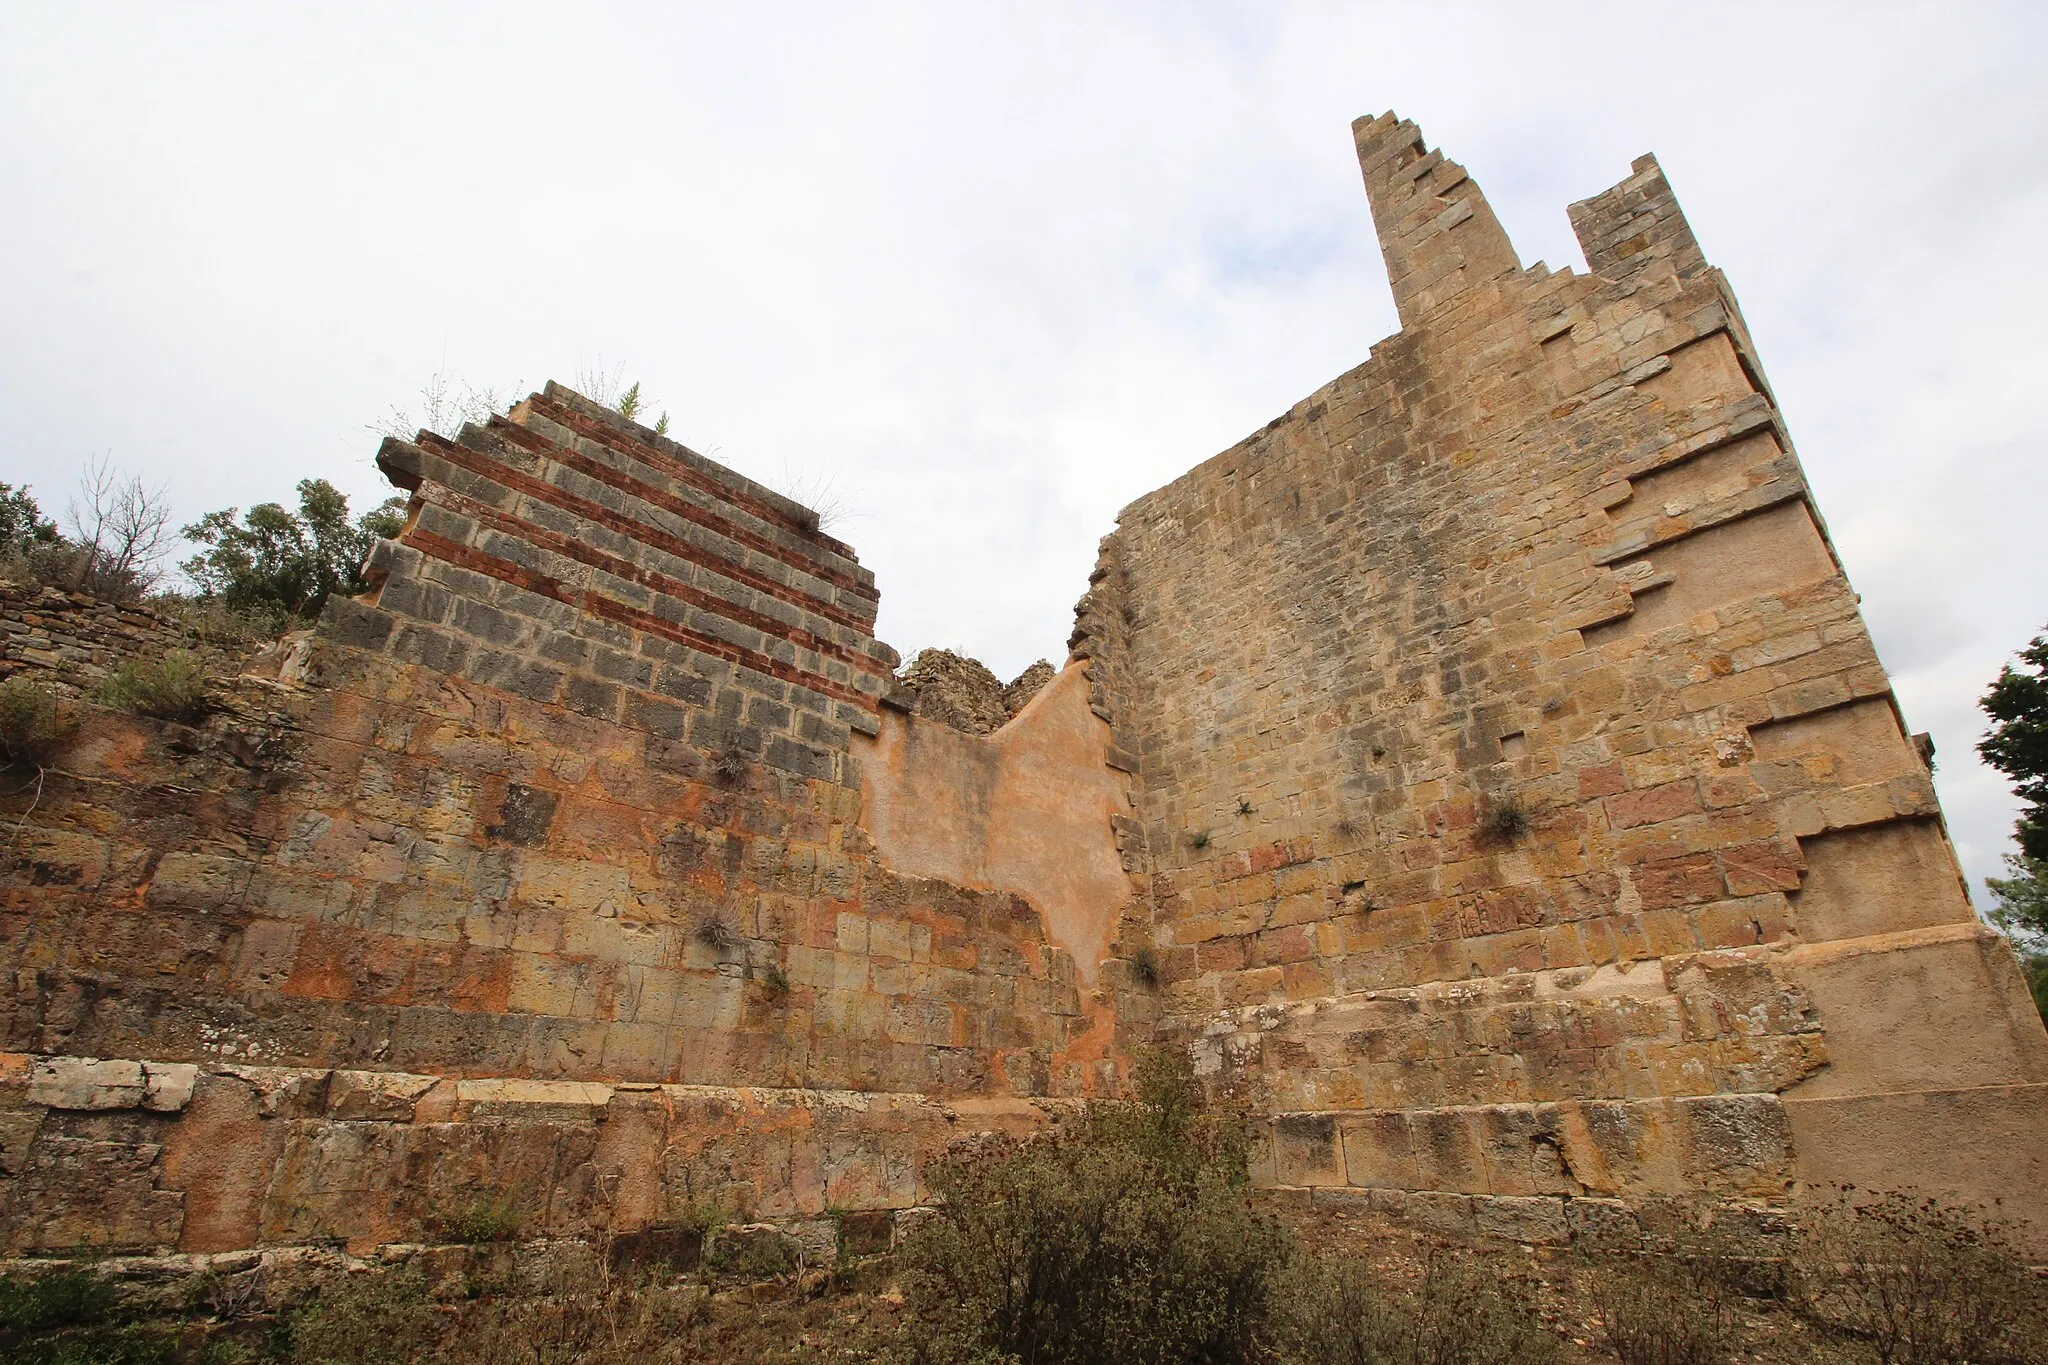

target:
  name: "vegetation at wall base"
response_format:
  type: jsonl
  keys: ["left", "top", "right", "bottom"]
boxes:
{"left": 2, "top": 1077, "right": 2044, "bottom": 1364}
{"left": 100, "top": 651, "right": 212, "bottom": 723}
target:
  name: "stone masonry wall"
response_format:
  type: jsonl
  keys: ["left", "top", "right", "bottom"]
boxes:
{"left": 1096, "top": 115, "right": 2048, "bottom": 1244}
{"left": 0, "top": 581, "right": 248, "bottom": 692}
{"left": 3, "top": 110, "right": 2045, "bottom": 1264}
{"left": 0, "top": 385, "right": 1094, "bottom": 1258}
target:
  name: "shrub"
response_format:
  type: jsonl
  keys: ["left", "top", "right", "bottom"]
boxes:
{"left": 285, "top": 1269, "right": 442, "bottom": 1365}
{"left": 0, "top": 676, "right": 67, "bottom": 768}
{"left": 0, "top": 1268, "right": 118, "bottom": 1330}
{"left": 1789, "top": 1190, "right": 2045, "bottom": 1365}
{"left": 1130, "top": 945, "right": 1161, "bottom": 988}
{"left": 1585, "top": 1251, "right": 1735, "bottom": 1365}
{"left": 895, "top": 1048, "right": 1291, "bottom": 1365}
{"left": 433, "top": 1194, "right": 523, "bottom": 1245}
{"left": 99, "top": 651, "right": 210, "bottom": 722}
{"left": 1284, "top": 1249, "right": 1563, "bottom": 1365}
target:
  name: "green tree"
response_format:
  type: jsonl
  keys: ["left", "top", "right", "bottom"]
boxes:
{"left": 0, "top": 483, "right": 60, "bottom": 549}
{"left": 1980, "top": 625, "right": 2048, "bottom": 1019}
{"left": 180, "top": 479, "right": 407, "bottom": 624}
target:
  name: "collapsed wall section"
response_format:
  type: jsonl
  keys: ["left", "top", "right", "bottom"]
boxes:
{"left": 1097, "top": 114, "right": 2048, "bottom": 1242}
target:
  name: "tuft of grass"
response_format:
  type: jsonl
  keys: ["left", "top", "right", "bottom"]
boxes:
{"left": 759, "top": 960, "right": 790, "bottom": 995}
{"left": 1236, "top": 796, "right": 1254, "bottom": 816}
{"left": 1130, "top": 945, "right": 1161, "bottom": 988}
{"left": 1477, "top": 794, "right": 1530, "bottom": 847}
{"left": 1188, "top": 830, "right": 1210, "bottom": 850}
{"left": 0, "top": 676, "right": 68, "bottom": 768}
{"left": 695, "top": 907, "right": 742, "bottom": 953}
{"left": 1333, "top": 812, "right": 1363, "bottom": 841}
{"left": 100, "top": 650, "right": 210, "bottom": 723}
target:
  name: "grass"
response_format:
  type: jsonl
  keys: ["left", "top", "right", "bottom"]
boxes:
{"left": 1188, "top": 829, "right": 1210, "bottom": 850}
{"left": 1129, "top": 945, "right": 1161, "bottom": 988}
{"left": 100, "top": 650, "right": 211, "bottom": 723}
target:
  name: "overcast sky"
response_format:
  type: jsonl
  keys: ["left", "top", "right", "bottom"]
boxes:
{"left": 4, "top": 2, "right": 2045, "bottom": 898}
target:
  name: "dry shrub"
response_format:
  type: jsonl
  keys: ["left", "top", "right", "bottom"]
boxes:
{"left": 285, "top": 1270, "right": 441, "bottom": 1364}
{"left": 0, "top": 676, "right": 67, "bottom": 768}
{"left": 1476, "top": 795, "right": 1529, "bottom": 846}
{"left": 1283, "top": 1249, "right": 1563, "bottom": 1365}
{"left": 1586, "top": 1253, "right": 1735, "bottom": 1365}
{"left": 100, "top": 650, "right": 211, "bottom": 722}
{"left": 446, "top": 1263, "right": 705, "bottom": 1365}
{"left": 1790, "top": 1190, "right": 2045, "bottom": 1365}
{"left": 694, "top": 907, "right": 742, "bottom": 953}
{"left": 895, "top": 1048, "right": 1292, "bottom": 1365}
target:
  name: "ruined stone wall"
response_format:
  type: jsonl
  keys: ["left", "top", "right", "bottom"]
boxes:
{"left": 0, "top": 581, "right": 246, "bottom": 691}
{"left": 0, "top": 386, "right": 1091, "bottom": 1256}
{"left": 3, "top": 112, "right": 2043, "bottom": 1264}
{"left": 1095, "top": 116, "right": 2048, "bottom": 1242}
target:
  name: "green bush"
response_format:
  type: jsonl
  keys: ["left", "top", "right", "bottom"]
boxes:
{"left": 0, "top": 1269, "right": 118, "bottom": 1330}
{"left": 1283, "top": 1250, "right": 1563, "bottom": 1365}
{"left": 0, "top": 676, "right": 67, "bottom": 768}
{"left": 895, "top": 1049, "right": 1292, "bottom": 1365}
{"left": 1789, "top": 1190, "right": 2046, "bottom": 1365}
{"left": 99, "top": 651, "right": 210, "bottom": 723}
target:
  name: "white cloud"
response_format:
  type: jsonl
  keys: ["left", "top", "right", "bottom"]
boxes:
{"left": 3, "top": 0, "right": 2044, "bottom": 893}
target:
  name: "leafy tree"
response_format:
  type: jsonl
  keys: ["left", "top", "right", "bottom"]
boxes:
{"left": 0, "top": 483, "right": 60, "bottom": 549}
{"left": 1980, "top": 625, "right": 2048, "bottom": 1019}
{"left": 1981, "top": 627, "right": 2048, "bottom": 862}
{"left": 180, "top": 479, "right": 407, "bottom": 624}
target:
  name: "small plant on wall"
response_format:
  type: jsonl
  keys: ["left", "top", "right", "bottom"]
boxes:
{"left": 1477, "top": 794, "right": 1531, "bottom": 847}
{"left": 1130, "top": 945, "right": 1161, "bottom": 988}
{"left": 710, "top": 744, "right": 749, "bottom": 787}
{"left": 694, "top": 907, "right": 742, "bottom": 953}
{"left": 1188, "top": 830, "right": 1210, "bottom": 850}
